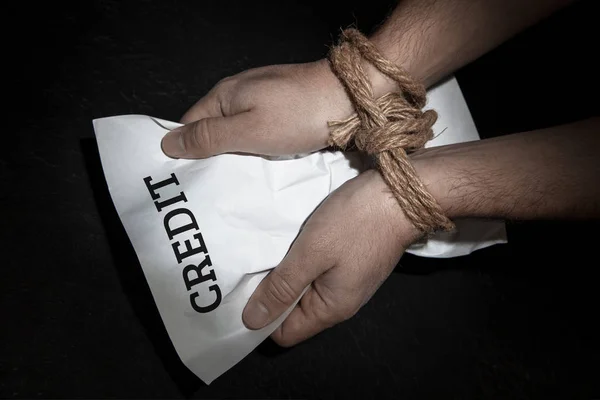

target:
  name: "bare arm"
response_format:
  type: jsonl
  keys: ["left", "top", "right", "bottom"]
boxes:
{"left": 366, "top": 0, "right": 576, "bottom": 91}
{"left": 241, "top": 117, "right": 600, "bottom": 345}
{"left": 176, "top": 0, "right": 597, "bottom": 344}
{"left": 412, "top": 117, "right": 600, "bottom": 221}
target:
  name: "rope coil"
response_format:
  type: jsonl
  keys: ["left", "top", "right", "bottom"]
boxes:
{"left": 327, "top": 28, "right": 454, "bottom": 232}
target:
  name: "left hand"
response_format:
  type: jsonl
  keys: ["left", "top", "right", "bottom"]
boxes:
{"left": 242, "top": 169, "right": 422, "bottom": 346}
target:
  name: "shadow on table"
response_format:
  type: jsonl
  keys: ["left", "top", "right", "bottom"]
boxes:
{"left": 80, "top": 137, "right": 204, "bottom": 395}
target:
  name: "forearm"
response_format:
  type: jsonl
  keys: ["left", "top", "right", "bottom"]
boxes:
{"left": 411, "top": 117, "right": 600, "bottom": 221}
{"left": 367, "top": 0, "right": 575, "bottom": 89}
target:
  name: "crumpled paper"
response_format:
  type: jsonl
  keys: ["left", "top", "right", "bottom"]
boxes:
{"left": 93, "top": 76, "right": 506, "bottom": 384}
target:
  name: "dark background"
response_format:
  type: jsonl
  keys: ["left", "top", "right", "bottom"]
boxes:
{"left": 2, "top": 0, "right": 599, "bottom": 398}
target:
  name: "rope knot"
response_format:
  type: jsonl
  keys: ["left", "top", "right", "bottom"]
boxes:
{"left": 327, "top": 28, "right": 454, "bottom": 233}
{"left": 329, "top": 92, "right": 438, "bottom": 155}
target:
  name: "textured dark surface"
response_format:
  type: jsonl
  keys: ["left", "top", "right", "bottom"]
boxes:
{"left": 2, "top": 0, "right": 599, "bottom": 398}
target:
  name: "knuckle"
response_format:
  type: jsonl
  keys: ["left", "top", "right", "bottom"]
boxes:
{"left": 270, "top": 326, "right": 296, "bottom": 348}
{"left": 271, "top": 318, "right": 303, "bottom": 348}
{"left": 216, "top": 75, "right": 235, "bottom": 86}
{"left": 314, "top": 297, "right": 357, "bottom": 324}
{"left": 188, "top": 118, "right": 213, "bottom": 155}
{"left": 214, "top": 80, "right": 236, "bottom": 116}
{"left": 264, "top": 270, "right": 298, "bottom": 307}
{"left": 272, "top": 334, "right": 296, "bottom": 348}
{"left": 213, "top": 75, "right": 241, "bottom": 94}
{"left": 337, "top": 304, "right": 359, "bottom": 322}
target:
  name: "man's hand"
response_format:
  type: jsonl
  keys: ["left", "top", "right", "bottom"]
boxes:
{"left": 161, "top": 58, "right": 401, "bottom": 159}
{"left": 162, "top": 0, "right": 574, "bottom": 160}
{"left": 162, "top": 0, "right": 585, "bottom": 347}
{"left": 242, "top": 170, "right": 421, "bottom": 346}
{"left": 162, "top": 61, "right": 351, "bottom": 159}
{"left": 242, "top": 117, "right": 600, "bottom": 346}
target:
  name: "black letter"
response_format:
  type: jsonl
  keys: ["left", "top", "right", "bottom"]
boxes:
{"left": 182, "top": 255, "right": 216, "bottom": 290}
{"left": 172, "top": 232, "right": 208, "bottom": 264}
{"left": 164, "top": 208, "right": 199, "bottom": 240}
{"left": 154, "top": 191, "right": 187, "bottom": 212}
{"left": 143, "top": 173, "right": 179, "bottom": 200}
{"left": 190, "top": 285, "right": 222, "bottom": 313}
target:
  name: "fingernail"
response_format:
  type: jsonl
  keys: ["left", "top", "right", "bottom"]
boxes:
{"left": 243, "top": 300, "right": 270, "bottom": 330}
{"left": 161, "top": 128, "right": 185, "bottom": 158}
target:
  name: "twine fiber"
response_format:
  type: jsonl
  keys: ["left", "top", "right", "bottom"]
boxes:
{"left": 327, "top": 28, "right": 454, "bottom": 233}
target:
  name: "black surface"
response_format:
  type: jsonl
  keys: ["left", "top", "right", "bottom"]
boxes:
{"left": 2, "top": 0, "right": 599, "bottom": 398}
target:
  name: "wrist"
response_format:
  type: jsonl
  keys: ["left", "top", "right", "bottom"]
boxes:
{"left": 322, "top": 29, "right": 431, "bottom": 108}
{"left": 409, "top": 148, "right": 466, "bottom": 220}
{"left": 362, "top": 169, "right": 427, "bottom": 245}
{"left": 362, "top": 59, "right": 398, "bottom": 98}
{"left": 369, "top": 28, "right": 433, "bottom": 89}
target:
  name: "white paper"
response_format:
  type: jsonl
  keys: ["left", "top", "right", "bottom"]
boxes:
{"left": 93, "top": 76, "right": 506, "bottom": 384}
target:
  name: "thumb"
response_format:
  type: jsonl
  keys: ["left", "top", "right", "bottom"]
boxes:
{"left": 243, "top": 241, "right": 331, "bottom": 330}
{"left": 161, "top": 112, "right": 254, "bottom": 159}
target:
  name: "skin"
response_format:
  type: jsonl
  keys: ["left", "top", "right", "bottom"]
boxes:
{"left": 161, "top": 0, "right": 599, "bottom": 346}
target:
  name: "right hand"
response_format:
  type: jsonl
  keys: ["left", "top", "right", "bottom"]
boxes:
{"left": 241, "top": 169, "right": 421, "bottom": 346}
{"left": 161, "top": 59, "right": 393, "bottom": 159}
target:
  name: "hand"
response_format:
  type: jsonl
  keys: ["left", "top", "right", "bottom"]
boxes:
{"left": 161, "top": 59, "right": 396, "bottom": 159}
{"left": 161, "top": 60, "right": 349, "bottom": 158}
{"left": 242, "top": 169, "right": 422, "bottom": 346}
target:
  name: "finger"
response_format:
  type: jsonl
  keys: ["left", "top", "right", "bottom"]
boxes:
{"left": 242, "top": 237, "right": 333, "bottom": 330}
{"left": 269, "top": 279, "right": 348, "bottom": 347}
{"left": 180, "top": 92, "right": 223, "bottom": 124}
{"left": 161, "top": 112, "right": 255, "bottom": 159}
